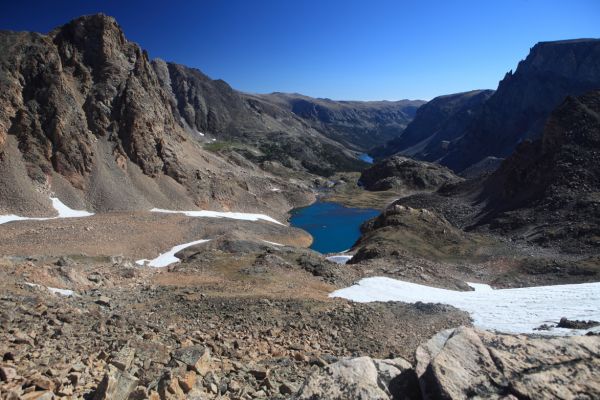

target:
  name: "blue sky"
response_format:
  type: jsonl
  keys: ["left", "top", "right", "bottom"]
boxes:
{"left": 2, "top": 0, "right": 599, "bottom": 100}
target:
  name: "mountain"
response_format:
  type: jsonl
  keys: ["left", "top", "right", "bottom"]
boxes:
{"left": 0, "top": 14, "right": 375, "bottom": 215}
{"left": 441, "top": 39, "right": 600, "bottom": 171}
{"left": 371, "top": 90, "right": 494, "bottom": 160}
{"left": 474, "top": 89, "right": 600, "bottom": 252}
{"left": 258, "top": 92, "right": 424, "bottom": 151}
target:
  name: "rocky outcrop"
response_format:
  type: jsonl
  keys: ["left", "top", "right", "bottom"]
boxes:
{"left": 475, "top": 90, "right": 600, "bottom": 252}
{"left": 441, "top": 39, "right": 600, "bottom": 171}
{"left": 260, "top": 92, "right": 425, "bottom": 151}
{"left": 295, "top": 327, "right": 600, "bottom": 399}
{"left": 372, "top": 90, "right": 493, "bottom": 160}
{"left": 351, "top": 204, "right": 485, "bottom": 264}
{"left": 359, "top": 156, "right": 463, "bottom": 192}
{"left": 416, "top": 327, "right": 600, "bottom": 399}
{"left": 295, "top": 356, "right": 415, "bottom": 400}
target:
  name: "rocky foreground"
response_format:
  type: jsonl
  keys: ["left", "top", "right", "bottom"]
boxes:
{"left": 1, "top": 251, "right": 599, "bottom": 399}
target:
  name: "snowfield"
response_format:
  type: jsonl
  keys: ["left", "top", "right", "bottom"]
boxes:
{"left": 135, "top": 239, "right": 211, "bottom": 268}
{"left": 151, "top": 208, "right": 283, "bottom": 225}
{"left": 330, "top": 277, "right": 600, "bottom": 335}
{"left": 0, "top": 197, "right": 93, "bottom": 225}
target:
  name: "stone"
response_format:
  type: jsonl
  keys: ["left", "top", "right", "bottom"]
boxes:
{"left": 21, "top": 391, "right": 55, "bottom": 400}
{"left": 177, "top": 371, "right": 197, "bottom": 393}
{"left": 171, "top": 346, "right": 211, "bottom": 375}
{"left": 0, "top": 366, "right": 17, "bottom": 382}
{"left": 296, "top": 356, "right": 408, "bottom": 399}
{"left": 157, "top": 372, "right": 186, "bottom": 400}
{"left": 93, "top": 365, "right": 139, "bottom": 400}
{"left": 95, "top": 296, "right": 111, "bottom": 307}
{"left": 109, "top": 347, "right": 135, "bottom": 371}
{"left": 249, "top": 366, "right": 268, "bottom": 380}
{"left": 416, "top": 326, "right": 600, "bottom": 399}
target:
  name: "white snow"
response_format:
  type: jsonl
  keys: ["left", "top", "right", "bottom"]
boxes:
{"left": 262, "top": 240, "right": 284, "bottom": 246}
{"left": 25, "top": 282, "right": 77, "bottom": 297}
{"left": 326, "top": 255, "right": 353, "bottom": 264}
{"left": 0, "top": 197, "right": 93, "bottom": 225}
{"left": 151, "top": 208, "right": 283, "bottom": 225}
{"left": 330, "top": 277, "right": 600, "bottom": 335}
{"left": 50, "top": 197, "right": 94, "bottom": 218}
{"left": 270, "top": 188, "right": 281, "bottom": 192}
{"left": 135, "top": 239, "right": 210, "bottom": 268}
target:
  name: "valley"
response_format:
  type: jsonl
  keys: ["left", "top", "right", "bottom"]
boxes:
{"left": 0, "top": 11, "right": 599, "bottom": 400}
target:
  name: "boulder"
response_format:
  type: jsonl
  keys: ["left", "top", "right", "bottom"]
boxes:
{"left": 416, "top": 326, "right": 600, "bottom": 399}
{"left": 93, "top": 365, "right": 139, "bottom": 400}
{"left": 171, "top": 346, "right": 211, "bottom": 375}
{"left": 295, "top": 356, "right": 413, "bottom": 400}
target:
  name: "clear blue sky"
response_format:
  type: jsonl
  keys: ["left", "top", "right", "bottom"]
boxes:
{"left": 2, "top": 0, "right": 599, "bottom": 100}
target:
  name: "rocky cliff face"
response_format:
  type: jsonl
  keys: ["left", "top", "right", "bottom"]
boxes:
{"left": 371, "top": 90, "right": 493, "bottom": 160}
{"left": 441, "top": 39, "right": 600, "bottom": 171}
{"left": 0, "top": 14, "right": 367, "bottom": 215}
{"left": 259, "top": 92, "right": 424, "bottom": 151}
{"left": 475, "top": 90, "right": 600, "bottom": 252}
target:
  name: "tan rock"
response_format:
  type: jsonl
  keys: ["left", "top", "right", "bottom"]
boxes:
{"left": 416, "top": 326, "right": 600, "bottom": 399}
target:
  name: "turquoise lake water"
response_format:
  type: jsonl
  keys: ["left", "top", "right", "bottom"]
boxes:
{"left": 289, "top": 202, "right": 379, "bottom": 254}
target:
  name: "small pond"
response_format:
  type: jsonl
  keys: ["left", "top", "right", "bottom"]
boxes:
{"left": 289, "top": 201, "right": 379, "bottom": 254}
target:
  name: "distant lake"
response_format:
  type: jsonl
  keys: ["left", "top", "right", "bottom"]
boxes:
{"left": 289, "top": 202, "right": 379, "bottom": 254}
{"left": 359, "top": 153, "right": 374, "bottom": 164}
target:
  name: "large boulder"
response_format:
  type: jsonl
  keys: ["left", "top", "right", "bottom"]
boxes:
{"left": 295, "top": 356, "right": 415, "bottom": 400}
{"left": 416, "top": 326, "right": 600, "bottom": 399}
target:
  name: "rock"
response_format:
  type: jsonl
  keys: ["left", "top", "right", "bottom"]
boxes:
{"left": 157, "top": 371, "right": 186, "bottom": 399}
{"left": 249, "top": 366, "right": 268, "bottom": 381}
{"left": 20, "top": 391, "right": 55, "bottom": 400}
{"left": 177, "top": 371, "right": 197, "bottom": 393}
{"left": 93, "top": 365, "right": 139, "bottom": 400}
{"left": 171, "top": 346, "right": 211, "bottom": 375}
{"left": 0, "top": 366, "right": 17, "bottom": 382}
{"left": 109, "top": 346, "right": 135, "bottom": 371}
{"left": 95, "top": 296, "right": 111, "bottom": 307}
{"left": 416, "top": 326, "right": 600, "bottom": 399}
{"left": 557, "top": 317, "right": 600, "bottom": 329}
{"left": 296, "top": 356, "right": 410, "bottom": 399}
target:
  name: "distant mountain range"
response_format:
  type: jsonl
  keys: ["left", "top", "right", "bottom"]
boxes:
{"left": 375, "top": 39, "right": 600, "bottom": 172}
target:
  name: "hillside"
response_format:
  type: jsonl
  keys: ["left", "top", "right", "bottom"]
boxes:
{"left": 258, "top": 92, "right": 424, "bottom": 151}
{"left": 371, "top": 90, "right": 493, "bottom": 160}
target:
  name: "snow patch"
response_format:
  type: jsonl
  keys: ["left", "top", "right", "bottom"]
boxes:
{"left": 25, "top": 282, "right": 77, "bottom": 297}
{"left": 151, "top": 208, "right": 283, "bottom": 225}
{"left": 136, "top": 239, "right": 210, "bottom": 268}
{"left": 330, "top": 277, "right": 600, "bottom": 335}
{"left": 0, "top": 197, "right": 93, "bottom": 225}
{"left": 50, "top": 198, "right": 94, "bottom": 218}
{"left": 326, "top": 255, "right": 353, "bottom": 264}
{"left": 270, "top": 188, "right": 281, "bottom": 192}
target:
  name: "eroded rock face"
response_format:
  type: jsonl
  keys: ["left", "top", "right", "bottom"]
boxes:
{"left": 0, "top": 14, "right": 317, "bottom": 215}
{"left": 477, "top": 90, "right": 600, "bottom": 252}
{"left": 359, "top": 156, "right": 463, "bottom": 192}
{"left": 441, "top": 39, "right": 600, "bottom": 171}
{"left": 416, "top": 327, "right": 600, "bottom": 399}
